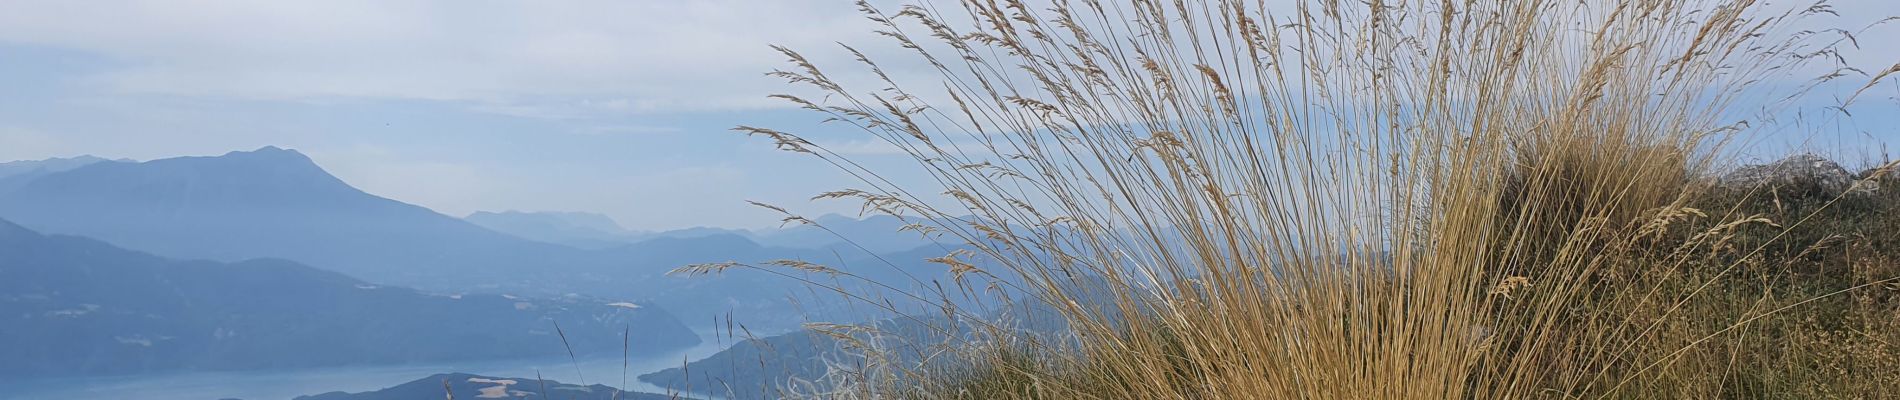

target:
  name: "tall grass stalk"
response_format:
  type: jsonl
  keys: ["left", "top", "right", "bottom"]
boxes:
{"left": 723, "top": 0, "right": 1897, "bottom": 398}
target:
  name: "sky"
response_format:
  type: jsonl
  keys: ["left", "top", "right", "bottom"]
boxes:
{"left": 1, "top": 0, "right": 1896, "bottom": 230}
{"left": 0, "top": 0, "right": 925, "bottom": 230}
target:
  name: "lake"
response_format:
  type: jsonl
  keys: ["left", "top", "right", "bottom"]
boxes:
{"left": 0, "top": 330, "right": 734, "bottom": 400}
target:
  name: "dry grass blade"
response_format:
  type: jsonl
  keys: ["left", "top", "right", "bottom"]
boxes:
{"left": 553, "top": 320, "right": 586, "bottom": 386}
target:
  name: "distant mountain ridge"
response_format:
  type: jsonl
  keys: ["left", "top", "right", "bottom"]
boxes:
{"left": 465, "top": 210, "right": 755, "bottom": 249}
{"left": 0, "top": 146, "right": 590, "bottom": 285}
{"left": 466, "top": 210, "right": 638, "bottom": 249}
{"left": 749, "top": 214, "right": 938, "bottom": 254}
{"left": 0, "top": 147, "right": 973, "bottom": 332}
{"left": 0, "top": 155, "right": 122, "bottom": 179}
{"left": 0, "top": 218, "right": 700, "bottom": 376}
{"left": 467, "top": 209, "right": 942, "bottom": 254}
{"left": 0, "top": 155, "right": 126, "bottom": 195}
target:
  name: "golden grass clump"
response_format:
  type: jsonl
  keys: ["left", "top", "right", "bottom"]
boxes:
{"left": 725, "top": 0, "right": 1900, "bottom": 398}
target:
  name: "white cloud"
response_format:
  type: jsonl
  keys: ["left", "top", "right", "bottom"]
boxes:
{"left": 0, "top": 0, "right": 886, "bottom": 115}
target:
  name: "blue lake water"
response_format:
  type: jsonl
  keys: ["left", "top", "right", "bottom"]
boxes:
{"left": 0, "top": 331, "right": 734, "bottom": 400}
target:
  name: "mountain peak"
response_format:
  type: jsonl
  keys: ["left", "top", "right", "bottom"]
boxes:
{"left": 0, "top": 146, "right": 543, "bottom": 280}
{"left": 220, "top": 145, "right": 314, "bottom": 164}
{"left": 89, "top": 147, "right": 340, "bottom": 193}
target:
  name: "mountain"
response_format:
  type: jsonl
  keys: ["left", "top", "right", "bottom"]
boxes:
{"left": 295, "top": 373, "right": 673, "bottom": 400}
{"left": 641, "top": 225, "right": 759, "bottom": 241}
{"left": 748, "top": 214, "right": 939, "bottom": 254}
{"left": 0, "top": 146, "right": 597, "bottom": 286}
{"left": 0, "top": 155, "right": 124, "bottom": 195}
{"left": 464, "top": 210, "right": 758, "bottom": 248}
{"left": 0, "top": 147, "right": 970, "bottom": 332}
{"left": 0, "top": 155, "right": 120, "bottom": 179}
{"left": 0, "top": 219, "right": 700, "bottom": 376}
{"left": 465, "top": 209, "right": 943, "bottom": 254}
{"left": 465, "top": 210, "right": 640, "bottom": 249}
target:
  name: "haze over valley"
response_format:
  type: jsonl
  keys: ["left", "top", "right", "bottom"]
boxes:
{"left": 0, "top": 147, "right": 962, "bottom": 399}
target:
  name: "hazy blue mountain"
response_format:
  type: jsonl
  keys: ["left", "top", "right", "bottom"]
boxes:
{"left": 587, "top": 233, "right": 852, "bottom": 330}
{"left": 0, "top": 147, "right": 973, "bottom": 332}
{"left": 295, "top": 373, "right": 672, "bottom": 400}
{"left": 0, "top": 146, "right": 603, "bottom": 286}
{"left": 749, "top": 214, "right": 940, "bottom": 254}
{"left": 528, "top": 233, "right": 979, "bottom": 333}
{"left": 0, "top": 155, "right": 120, "bottom": 179}
{"left": 465, "top": 210, "right": 640, "bottom": 249}
{"left": 0, "top": 219, "right": 700, "bottom": 376}
{"left": 0, "top": 155, "right": 124, "bottom": 195}
{"left": 641, "top": 225, "right": 758, "bottom": 241}
{"left": 465, "top": 209, "right": 941, "bottom": 254}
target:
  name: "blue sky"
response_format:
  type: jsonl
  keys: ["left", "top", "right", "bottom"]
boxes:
{"left": 0, "top": 0, "right": 1895, "bottom": 230}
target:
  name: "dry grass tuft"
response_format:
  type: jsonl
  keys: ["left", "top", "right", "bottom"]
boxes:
{"left": 719, "top": 0, "right": 1900, "bottom": 398}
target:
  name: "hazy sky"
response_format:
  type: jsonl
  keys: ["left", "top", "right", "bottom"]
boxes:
{"left": 0, "top": 0, "right": 924, "bottom": 230}
{"left": 1, "top": 0, "right": 1896, "bottom": 230}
